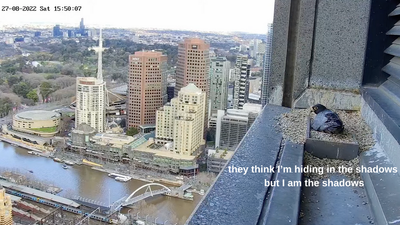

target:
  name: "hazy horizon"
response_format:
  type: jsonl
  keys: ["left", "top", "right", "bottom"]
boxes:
{"left": 0, "top": 0, "right": 275, "bottom": 34}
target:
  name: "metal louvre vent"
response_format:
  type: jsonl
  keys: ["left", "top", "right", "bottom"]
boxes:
{"left": 382, "top": 5, "right": 400, "bottom": 103}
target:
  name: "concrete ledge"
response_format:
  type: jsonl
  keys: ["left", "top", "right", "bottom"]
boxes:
{"left": 361, "top": 88, "right": 400, "bottom": 171}
{"left": 294, "top": 88, "right": 361, "bottom": 110}
{"left": 260, "top": 141, "right": 303, "bottom": 225}
{"left": 360, "top": 145, "right": 400, "bottom": 225}
{"left": 186, "top": 105, "right": 290, "bottom": 225}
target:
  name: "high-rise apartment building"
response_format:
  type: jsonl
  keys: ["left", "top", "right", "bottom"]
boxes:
{"left": 127, "top": 51, "right": 168, "bottom": 129}
{"left": 75, "top": 77, "right": 106, "bottom": 132}
{"left": 209, "top": 57, "right": 229, "bottom": 128}
{"left": 75, "top": 29, "right": 107, "bottom": 132}
{"left": 261, "top": 24, "right": 274, "bottom": 107}
{"left": 233, "top": 55, "right": 250, "bottom": 110}
{"left": 0, "top": 185, "right": 13, "bottom": 225}
{"left": 156, "top": 83, "right": 206, "bottom": 155}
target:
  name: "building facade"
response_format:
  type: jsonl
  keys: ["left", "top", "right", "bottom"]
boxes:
{"left": 209, "top": 57, "right": 229, "bottom": 128}
{"left": 0, "top": 185, "right": 12, "bottom": 225}
{"left": 75, "top": 77, "right": 106, "bottom": 132}
{"left": 261, "top": 24, "right": 273, "bottom": 107}
{"left": 175, "top": 38, "right": 210, "bottom": 96}
{"left": 156, "top": 83, "right": 206, "bottom": 156}
{"left": 12, "top": 110, "right": 61, "bottom": 137}
{"left": 233, "top": 55, "right": 250, "bottom": 109}
{"left": 127, "top": 51, "right": 168, "bottom": 129}
{"left": 215, "top": 104, "right": 262, "bottom": 150}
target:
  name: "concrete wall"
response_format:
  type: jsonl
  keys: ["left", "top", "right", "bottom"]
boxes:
{"left": 269, "top": 0, "right": 371, "bottom": 108}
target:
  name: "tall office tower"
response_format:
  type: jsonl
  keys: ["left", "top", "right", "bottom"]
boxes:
{"left": 79, "top": 18, "right": 85, "bottom": 34}
{"left": 261, "top": 24, "right": 274, "bottom": 107}
{"left": 156, "top": 83, "right": 206, "bottom": 155}
{"left": 53, "top": 25, "right": 61, "bottom": 37}
{"left": 208, "top": 57, "right": 229, "bottom": 128}
{"left": 175, "top": 38, "right": 210, "bottom": 96}
{"left": 127, "top": 51, "right": 168, "bottom": 129}
{"left": 233, "top": 55, "right": 250, "bottom": 110}
{"left": 175, "top": 38, "right": 210, "bottom": 133}
{"left": 75, "top": 29, "right": 107, "bottom": 132}
{"left": 0, "top": 185, "right": 13, "bottom": 225}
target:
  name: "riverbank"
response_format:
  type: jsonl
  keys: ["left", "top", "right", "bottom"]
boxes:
{"left": 0, "top": 134, "right": 52, "bottom": 155}
{"left": 0, "top": 168, "right": 62, "bottom": 194}
{"left": 55, "top": 150, "right": 185, "bottom": 187}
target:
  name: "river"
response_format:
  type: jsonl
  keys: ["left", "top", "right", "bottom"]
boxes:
{"left": 0, "top": 142, "right": 200, "bottom": 223}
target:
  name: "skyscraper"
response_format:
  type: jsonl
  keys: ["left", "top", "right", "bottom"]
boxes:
{"left": 156, "top": 83, "right": 206, "bottom": 155}
{"left": 53, "top": 25, "right": 62, "bottom": 37}
{"left": 261, "top": 24, "right": 273, "bottom": 106}
{"left": 233, "top": 55, "right": 250, "bottom": 110}
{"left": 175, "top": 38, "right": 210, "bottom": 96}
{"left": 75, "top": 29, "right": 107, "bottom": 132}
{"left": 79, "top": 18, "right": 85, "bottom": 35}
{"left": 127, "top": 51, "right": 168, "bottom": 130}
{"left": 209, "top": 57, "right": 229, "bottom": 128}
{"left": 175, "top": 38, "right": 211, "bottom": 133}
{"left": 0, "top": 185, "right": 13, "bottom": 225}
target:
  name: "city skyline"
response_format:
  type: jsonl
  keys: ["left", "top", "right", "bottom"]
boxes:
{"left": 0, "top": 0, "right": 275, "bottom": 34}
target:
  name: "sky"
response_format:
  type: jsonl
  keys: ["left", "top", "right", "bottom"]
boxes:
{"left": 0, "top": 0, "right": 275, "bottom": 34}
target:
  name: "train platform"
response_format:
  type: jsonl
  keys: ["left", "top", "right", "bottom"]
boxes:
{"left": 0, "top": 179, "right": 80, "bottom": 207}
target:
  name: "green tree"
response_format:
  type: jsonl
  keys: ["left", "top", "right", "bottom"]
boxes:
{"left": 13, "top": 82, "right": 31, "bottom": 98}
{"left": 27, "top": 89, "right": 39, "bottom": 102}
{"left": 39, "top": 81, "right": 54, "bottom": 99}
{"left": 126, "top": 127, "right": 139, "bottom": 136}
{"left": 0, "top": 98, "right": 12, "bottom": 117}
{"left": 7, "top": 76, "right": 21, "bottom": 87}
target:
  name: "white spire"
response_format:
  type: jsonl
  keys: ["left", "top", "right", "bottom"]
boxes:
{"left": 92, "top": 28, "right": 105, "bottom": 81}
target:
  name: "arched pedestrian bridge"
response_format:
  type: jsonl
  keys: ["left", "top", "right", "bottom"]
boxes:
{"left": 120, "top": 183, "right": 171, "bottom": 207}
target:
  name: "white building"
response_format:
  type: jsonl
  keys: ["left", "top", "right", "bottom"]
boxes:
{"left": 209, "top": 57, "right": 229, "bottom": 128}
{"left": 156, "top": 83, "right": 206, "bottom": 156}
{"left": 75, "top": 29, "right": 107, "bottom": 132}
{"left": 75, "top": 77, "right": 106, "bottom": 132}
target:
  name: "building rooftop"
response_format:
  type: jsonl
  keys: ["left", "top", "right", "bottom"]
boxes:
{"left": 180, "top": 83, "right": 202, "bottom": 94}
{"left": 243, "top": 103, "right": 262, "bottom": 113}
{"left": 0, "top": 179, "right": 80, "bottom": 208}
{"left": 135, "top": 139, "right": 196, "bottom": 161}
{"left": 110, "top": 84, "right": 127, "bottom": 95}
{"left": 207, "top": 149, "right": 235, "bottom": 160}
{"left": 77, "top": 77, "right": 105, "bottom": 85}
{"left": 73, "top": 123, "right": 96, "bottom": 134}
{"left": 91, "top": 133, "right": 135, "bottom": 148}
{"left": 15, "top": 110, "right": 61, "bottom": 121}
{"left": 131, "top": 50, "right": 165, "bottom": 57}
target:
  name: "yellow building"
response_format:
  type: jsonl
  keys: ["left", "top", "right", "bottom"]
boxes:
{"left": 0, "top": 185, "right": 12, "bottom": 225}
{"left": 12, "top": 110, "right": 61, "bottom": 137}
{"left": 156, "top": 83, "right": 206, "bottom": 156}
